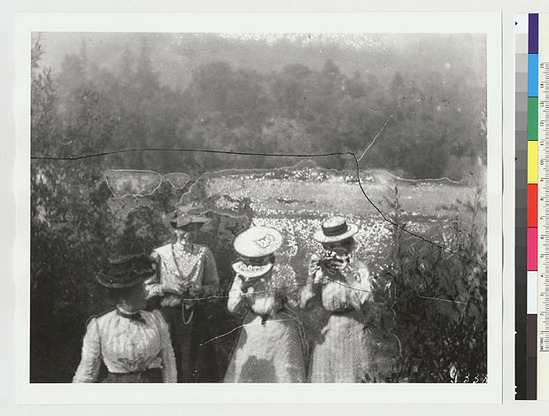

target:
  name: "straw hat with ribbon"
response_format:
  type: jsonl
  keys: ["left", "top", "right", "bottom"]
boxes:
{"left": 232, "top": 226, "right": 283, "bottom": 278}
{"left": 313, "top": 216, "right": 358, "bottom": 243}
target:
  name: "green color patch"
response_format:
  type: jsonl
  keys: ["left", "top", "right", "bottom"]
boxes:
{"left": 528, "top": 97, "right": 539, "bottom": 140}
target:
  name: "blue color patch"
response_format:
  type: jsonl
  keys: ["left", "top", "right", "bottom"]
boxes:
{"left": 529, "top": 54, "right": 539, "bottom": 97}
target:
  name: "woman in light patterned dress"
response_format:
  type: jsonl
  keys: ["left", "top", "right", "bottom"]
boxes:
{"left": 300, "top": 216, "right": 373, "bottom": 383}
{"left": 145, "top": 208, "right": 221, "bottom": 382}
{"left": 73, "top": 254, "right": 176, "bottom": 383}
{"left": 223, "top": 226, "right": 306, "bottom": 383}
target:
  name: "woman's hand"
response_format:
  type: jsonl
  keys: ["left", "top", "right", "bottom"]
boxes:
{"left": 242, "top": 286, "right": 255, "bottom": 298}
{"left": 161, "top": 280, "right": 186, "bottom": 296}
{"left": 240, "top": 275, "right": 261, "bottom": 293}
{"left": 299, "top": 286, "right": 315, "bottom": 309}
{"left": 160, "top": 293, "right": 182, "bottom": 307}
{"left": 187, "top": 281, "right": 204, "bottom": 298}
{"left": 308, "top": 254, "right": 323, "bottom": 275}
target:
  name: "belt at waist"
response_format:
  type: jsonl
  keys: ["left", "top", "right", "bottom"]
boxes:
{"left": 110, "top": 367, "right": 162, "bottom": 374}
{"left": 329, "top": 308, "right": 355, "bottom": 315}
{"left": 103, "top": 368, "right": 163, "bottom": 383}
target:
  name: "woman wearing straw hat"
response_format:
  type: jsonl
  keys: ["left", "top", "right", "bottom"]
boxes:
{"left": 73, "top": 254, "right": 176, "bottom": 383}
{"left": 223, "top": 226, "right": 306, "bottom": 383}
{"left": 300, "top": 216, "right": 373, "bottom": 383}
{"left": 145, "top": 208, "right": 221, "bottom": 382}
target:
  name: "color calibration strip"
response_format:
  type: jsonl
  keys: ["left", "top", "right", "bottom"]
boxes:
{"left": 515, "top": 13, "right": 530, "bottom": 400}
{"left": 516, "top": 13, "right": 543, "bottom": 400}
{"left": 529, "top": 13, "right": 539, "bottom": 400}
{"left": 517, "top": 13, "right": 549, "bottom": 400}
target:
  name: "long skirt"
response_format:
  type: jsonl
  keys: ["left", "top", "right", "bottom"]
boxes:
{"left": 309, "top": 310, "right": 370, "bottom": 383}
{"left": 223, "top": 311, "right": 306, "bottom": 383}
{"left": 162, "top": 304, "right": 220, "bottom": 383}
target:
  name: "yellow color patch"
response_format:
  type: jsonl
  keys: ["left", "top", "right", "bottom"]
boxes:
{"left": 528, "top": 141, "right": 538, "bottom": 184}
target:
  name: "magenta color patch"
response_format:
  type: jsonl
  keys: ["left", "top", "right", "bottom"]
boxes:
{"left": 528, "top": 227, "right": 538, "bottom": 271}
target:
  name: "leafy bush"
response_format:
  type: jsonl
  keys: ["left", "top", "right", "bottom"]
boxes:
{"left": 369, "top": 185, "right": 487, "bottom": 382}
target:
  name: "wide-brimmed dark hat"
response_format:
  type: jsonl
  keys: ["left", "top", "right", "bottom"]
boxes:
{"left": 232, "top": 226, "right": 283, "bottom": 278}
{"left": 96, "top": 253, "right": 156, "bottom": 289}
{"left": 313, "top": 216, "right": 358, "bottom": 243}
{"left": 169, "top": 208, "right": 211, "bottom": 229}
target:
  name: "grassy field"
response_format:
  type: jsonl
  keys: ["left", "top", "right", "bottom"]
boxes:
{"left": 207, "top": 169, "right": 485, "bottom": 218}
{"left": 197, "top": 162, "right": 486, "bottom": 277}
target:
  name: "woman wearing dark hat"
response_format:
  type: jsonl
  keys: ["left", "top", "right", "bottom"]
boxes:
{"left": 72, "top": 254, "right": 176, "bottom": 383}
{"left": 223, "top": 226, "right": 306, "bottom": 383}
{"left": 300, "top": 216, "right": 373, "bottom": 383}
{"left": 145, "top": 208, "right": 221, "bottom": 383}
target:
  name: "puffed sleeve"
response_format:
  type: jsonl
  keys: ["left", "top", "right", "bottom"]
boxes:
{"left": 145, "top": 251, "right": 164, "bottom": 299}
{"left": 72, "top": 318, "right": 102, "bottom": 383}
{"left": 201, "top": 247, "right": 220, "bottom": 297}
{"left": 227, "top": 274, "right": 246, "bottom": 314}
{"left": 153, "top": 310, "right": 177, "bottom": 383}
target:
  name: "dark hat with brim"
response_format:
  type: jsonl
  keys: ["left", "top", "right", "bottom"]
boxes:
{"left": 169, "top": 209, "right": 211, "bottom": 229}
{"left": 313, "top": 216, "right": 358, "bottom": 243}
{"left": 96, "top": 253, "right": 156, "bottom": 289}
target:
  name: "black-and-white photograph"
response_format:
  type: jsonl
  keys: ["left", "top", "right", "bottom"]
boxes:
{"left": 22, "top": 13, "right": 501, "bottom": 401}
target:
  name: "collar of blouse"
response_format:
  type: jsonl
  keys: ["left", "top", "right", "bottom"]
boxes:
{"left": 116, "top": 305, "right": 147, "bottom": 323}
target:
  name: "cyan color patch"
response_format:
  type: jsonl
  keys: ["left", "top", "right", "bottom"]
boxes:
{"left": 529, "top": 54, "right": 539, "bottom": 97}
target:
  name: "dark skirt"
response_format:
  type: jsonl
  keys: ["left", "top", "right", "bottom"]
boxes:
{"left": 102, "top": 368, "right": 163, "bottom": 383}
{"left": 161, "top": 304, "right": 220, "bottom": 383}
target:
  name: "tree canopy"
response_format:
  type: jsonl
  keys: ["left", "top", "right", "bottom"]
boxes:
{"left": 33, "top": 32, "right": 487, "bottom": 178}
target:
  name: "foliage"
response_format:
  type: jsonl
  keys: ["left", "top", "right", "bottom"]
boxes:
{"left": 35, "top": 33, "right": 487, "bottom": 179}
{"left": 31, "top": 39, "right": 188, "bottom": 381}
{"left": 370, "top": 185, "right": 487, "bottom": 382}
{"left": 31, "top": 38, "right": 116, "bottom": 381}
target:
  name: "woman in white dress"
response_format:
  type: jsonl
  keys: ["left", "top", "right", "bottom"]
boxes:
{"left": 300, "top": 216, "right": 373, "bottom": 383}
{"left": 73, "top": 253, "right": 176, "bottom": 383}
{"left": 223, "top": 226, "right": 306, "bottom": 383}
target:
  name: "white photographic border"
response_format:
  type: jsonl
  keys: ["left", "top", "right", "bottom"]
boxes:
{"left": 15, "top": 11, "right": 502, "bottom": 404}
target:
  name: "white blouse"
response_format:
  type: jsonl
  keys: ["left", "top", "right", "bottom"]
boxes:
{"left": 311, "top": 258, "right": 372, "bottom": 312}
{"left": 146, "top": 242, "right": 220, "bottom": 298}
{"left": 72, "top": 308, "right": 176, "bottom": 383}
